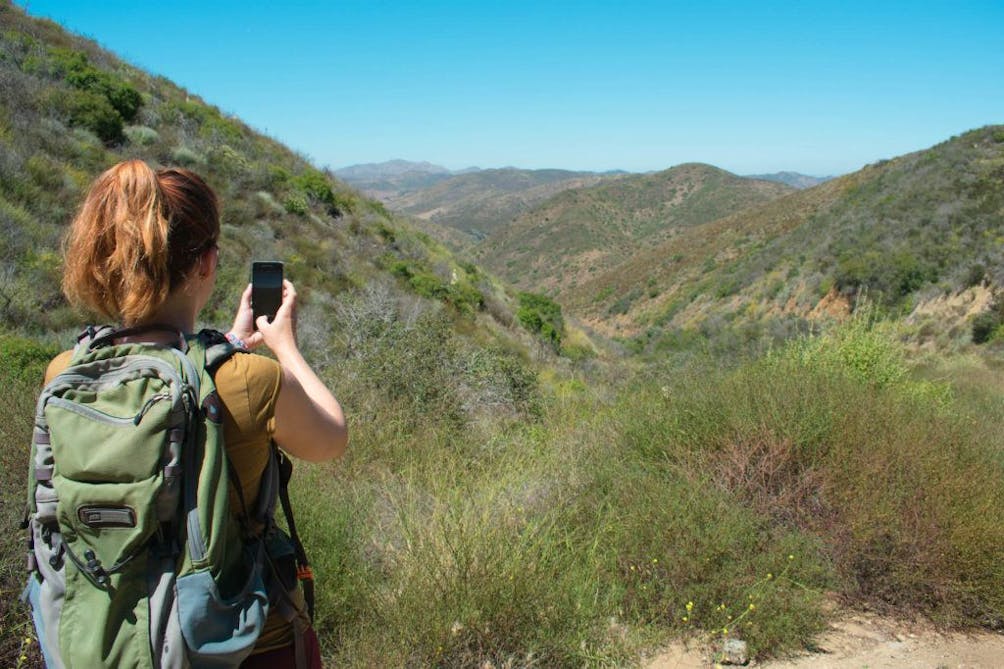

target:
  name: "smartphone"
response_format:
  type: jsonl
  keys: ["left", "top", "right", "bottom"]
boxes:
{"left": 251, "top": 261, "right": 283, "bottom": 327}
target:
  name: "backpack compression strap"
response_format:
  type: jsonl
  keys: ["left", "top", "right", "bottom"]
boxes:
{"left": 275, "top": 445, "right": 315, "bottom": 622}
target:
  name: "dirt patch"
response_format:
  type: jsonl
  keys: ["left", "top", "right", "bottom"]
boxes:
{"left": 908, "top": 285, "right": 992, "bottom": 323}
{"left": 808, "top": 287, "right": 852, "bottom": 321}
{"left": 645, "top": 611, "right": 1004, "bottom": 668}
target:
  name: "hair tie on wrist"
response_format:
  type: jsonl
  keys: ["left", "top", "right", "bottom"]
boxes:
{"left": 225, "top": 332, "right": 247, "bottom": 350}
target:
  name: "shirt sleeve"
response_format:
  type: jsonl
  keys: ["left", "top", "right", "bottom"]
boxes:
{"left": 213, "top": 352, "right": 283, "bottom": 440}
{"left": 44, "top": 350, "right": 74, "bottom": 384}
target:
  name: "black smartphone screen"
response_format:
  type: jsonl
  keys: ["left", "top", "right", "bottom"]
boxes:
{"left": 251, "top": 261, "right": 283, "bottom": 327}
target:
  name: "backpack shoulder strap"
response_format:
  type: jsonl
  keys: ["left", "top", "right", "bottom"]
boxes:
{"left": 69, "top": 325, "right": 117, "bottom": 363}
{"left": 274, "top": 444, "right": 315, "bottom": 621}
{"left": 194, "top": 329, "right": 242, "bottom": 373}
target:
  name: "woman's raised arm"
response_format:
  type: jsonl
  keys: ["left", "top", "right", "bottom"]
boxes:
{"left": 230, "top": 280, "right": 347, "bottom": 461}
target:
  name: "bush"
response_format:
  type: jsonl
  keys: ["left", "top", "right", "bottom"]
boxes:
{"left": 123, "top": 124, "right": 158, "bottom": 145}
{"left": 170, "top": 145, "right": 205, "bottom": 167}
{"left": 283, "top": 192, "right": 308, "bottom": 216}
{"left": 964, "top": 262, "right": 987, "bottom": 288}
{"left": 971, "top": 296, "right": 1004, "bottom": 344}
{"left": 0, "top": 351, "right": 49, "bottom": 669}
{"left": 290, "top": 168, "right": 348, "bottom": 216}
{"left": 51, "top": 88, "right": 123, "bottom": 143}
{"left": 0, "top": 335, "right": 58, "bottom": 384}
{"left": 972, "top": 311, "right": 1000, "bottom": 344}
{"left": 516, "top": 292, "right": 564, "bottom": 349}
{"left": 444, "top": 281, "right": 484, "bottom": 314}
{"left": 50, "top": 47, "right": 141, "bottom": 122}
{"left": 617, "top": 320, "right": 1004, "bottom": 631}
{"left": 208, "top": 144, "right": 249, "bottom": 176}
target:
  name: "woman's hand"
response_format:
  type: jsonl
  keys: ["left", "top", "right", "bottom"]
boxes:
{"left": 254, "top": 279, "right": 298, "bottom": 357}
{"left": 229, "top": 280, "right": 300, "bottom": 355}
{"left": 228, "top": 284, "right": 265, "bottom": 351}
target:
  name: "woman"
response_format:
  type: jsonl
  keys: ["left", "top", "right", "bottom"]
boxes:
{"left": 48, "top": 159, "right": 347, "bottom": 667}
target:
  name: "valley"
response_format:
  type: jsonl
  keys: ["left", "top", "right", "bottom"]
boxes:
{"left": 2, "top": 3, "right": 1003, "bottom": 667}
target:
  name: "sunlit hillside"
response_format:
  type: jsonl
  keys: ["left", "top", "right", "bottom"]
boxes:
{"left": 0, "top": 2, "right": 550, "bottom": 347}
{"left": 563, "top": 126, "right": 1004, "bottom": 353}
{"left": 374, "top": 167, "right": 616, "bottom": 243}
{"left": 475, "top": 163, "right": 793, "bottom": 296}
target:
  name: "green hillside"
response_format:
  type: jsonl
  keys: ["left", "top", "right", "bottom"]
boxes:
{"left": 565, "top": 127, "right": 1004, "bottom": 353}
{"left": 0, "top": 3, "right": 531, "bottom": 340}
{"left": 475, "top": 163, "right": 793, "bottom": 296}
{"left": 383, "top": 167, "right": 613, "bottom": 242}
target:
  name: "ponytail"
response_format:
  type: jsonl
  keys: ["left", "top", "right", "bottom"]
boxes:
{"left": 63, "top": 160, "right": 219, "bottom": 325}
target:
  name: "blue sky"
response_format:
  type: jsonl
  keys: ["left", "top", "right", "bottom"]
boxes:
{"left": 21, "top": 1, "right": 1004, "bottom": 175}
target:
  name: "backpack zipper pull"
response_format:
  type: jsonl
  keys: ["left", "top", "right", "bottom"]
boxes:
{"left": 84, "top": 549, "right": 110, "bottom": 587}
{"left": 134, "top": 393, "right": 169, "bottom": 425}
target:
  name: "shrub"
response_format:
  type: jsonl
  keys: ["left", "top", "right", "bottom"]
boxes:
{"left": 964, "top": 262, "right": 987, "bottom": 288}
{"left": 785, "top": 310, "right": 907, "bottom": 388}
{"left": 50, "top": 47, "right": 141, "bottom": 122}
{"left": 283, "top": 192, "right": 308, "bottom": 216}
{"left": 516, "top": 292, "right": 564, "bottom": 349}
{"left": 443, "top": 280, "right": 484, "bottom": 314}
{"left": 208, "top": 144, "right": 249, "bottom": 176}
{"left": 971, "top": 296, "right": 1004, "bottom": 344}
{"left": 0, "top": 335, "right": 59, "bottom": 384}
{"left": 291, "top": 168, "right": 348, "bottom": 216}
{"left": 972, "top": 310, "right": 1001, "bottom": 344}
{"left": 0, "top": 349, "right": 50, "bottom": 669}
{"left": 123, "top": 124, "right": 158, "bottom": 145}
{"left": 50, "top": 88, "right": 123, "bottom": 143}
{"left": 619, "top": 320, "right": 1004, "bottom": 631}
{"left": 170, "top": 145, "right": 205, "bottom": 167}
{"left": 408, "top": 272, "right": 449, "bottom": 300}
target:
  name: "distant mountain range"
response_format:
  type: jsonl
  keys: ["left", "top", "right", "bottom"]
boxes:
{"left": 335, "top": 159, "right": 454, "bottom": 179}
{"left": 745, "top": 171, "right": 832, "bottom": 189}
{"left": 475, "top": 164, "right": 794, "bottom": 296}
{"left": 333, "top": 161, "right": 459, "bottom": 195}
{"left": 336, "top": 161, "right": 627, "bottom": 243}
{"left": 336, "top": 160, "right": 823, "bottom": 244}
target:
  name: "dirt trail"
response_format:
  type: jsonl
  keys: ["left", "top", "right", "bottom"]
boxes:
{"left": 646, "top": 611, "right": 1004, "bottom": 669}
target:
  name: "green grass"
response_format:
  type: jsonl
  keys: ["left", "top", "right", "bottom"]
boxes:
{"left": 240, "top": 314, "right": 1004, "bottom": 666}
{"left": 0, "top": 337, "right": 54, "bottom": 669}
{"left": 4, "top": 308, "right": 1004, "bottom": 666}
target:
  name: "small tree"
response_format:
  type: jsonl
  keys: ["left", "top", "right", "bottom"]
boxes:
{"left": 516, "top": 292, "right": 564, "bottom": 350}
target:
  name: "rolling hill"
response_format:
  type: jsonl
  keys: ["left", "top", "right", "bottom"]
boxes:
{"left": 374, "top": 167, "right": 616, "bottom": 242}
{"left": 562, "top": 126, "right": 1004, "bottom": 351}
{"left": 334, "top": 159, "right": 458, "bottom": 197}
{"left": 474, "top": 164, "right": 794, "bottom": 296}
{"left": 745, "top": 171, "right": 832, "bottom": 189}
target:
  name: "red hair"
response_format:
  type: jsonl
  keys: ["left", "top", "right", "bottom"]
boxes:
{"left": 62, "top": 160, "right": 219, "bottom": 325}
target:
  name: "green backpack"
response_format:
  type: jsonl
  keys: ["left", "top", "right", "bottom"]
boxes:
{"left": 22, "top": 326, "right": 313, "bottom": 669}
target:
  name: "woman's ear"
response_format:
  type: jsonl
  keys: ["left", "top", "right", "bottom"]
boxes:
{"left": 198, "top": 246, "right": 218, "bottom": 279}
